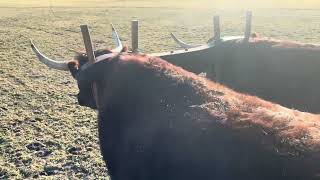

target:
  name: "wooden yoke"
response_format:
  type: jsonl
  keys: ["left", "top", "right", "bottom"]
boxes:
{"left": 244, "top": 11, "right": 252, "bottom": 42}
{"left": 131, "top": 20, "right": 139, "bottom": 53}
{"left": 213, "top": 15, "right": 221, "bottom": 42}
{"left": 80, "top": 25, "right": 96, "bottom": 63}
{"left": 80, "top": 25, "right": 99, "bottom": 108}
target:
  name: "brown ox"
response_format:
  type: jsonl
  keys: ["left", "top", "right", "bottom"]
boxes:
{"left": 32, "top": 44, "right": 320, "bottom": 180}
{"left": 161, "top": 37, "right": 320, "bottom": 113}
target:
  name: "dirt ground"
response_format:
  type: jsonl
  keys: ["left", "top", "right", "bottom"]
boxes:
{"left": 1, "top": 2, "right": 320, "bottom": 179}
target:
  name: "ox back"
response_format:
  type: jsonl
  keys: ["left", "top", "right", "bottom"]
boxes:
{"left": 161, "top": 38, "right": 320, "bottom": 113}
{"left": 77, "top": 55, "right": 320, "bottom": 180}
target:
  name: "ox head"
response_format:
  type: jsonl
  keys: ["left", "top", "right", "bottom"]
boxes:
{"left": 31, "top": 25, "right": 127, "bottom": 109}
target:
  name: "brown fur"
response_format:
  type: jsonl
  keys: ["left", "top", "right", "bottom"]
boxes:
{"left": 210, "top": 37, "right": 320, "bottom": 113}
{"left": 249, "top": 37, "right": 320, "bottom": 50}
{"left": 68, "top": 43, "right": 320, "bottom": 179}
{"left": 131, "top": 54, "right": 320, "bottom": 152}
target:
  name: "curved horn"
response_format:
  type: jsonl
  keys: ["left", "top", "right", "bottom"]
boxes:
{"left": 111, "top": 24, "right": 123, "bottom": 52}
{"left": 170, "top": 33, "right": 200, "bottom": 48}
{"left": 30, "top": 39, "right": 69, "bottom": 71}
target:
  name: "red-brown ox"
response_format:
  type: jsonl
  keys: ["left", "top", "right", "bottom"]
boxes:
{"left": 161, "top": 36, "right": 320, "bottom": 113}
{"left": 31, "top": 44, "right": 320, "bottom": 180}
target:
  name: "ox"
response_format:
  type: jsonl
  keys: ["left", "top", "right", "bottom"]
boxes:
{"left": 31, "top": 41, "right": 320, "bottom": 180}
{"left": 161, "top": 35, "right": 320, "bottom": 113}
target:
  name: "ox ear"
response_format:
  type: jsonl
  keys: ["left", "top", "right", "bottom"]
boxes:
{"left": 67, "top": 61, "right": 80, "bottom": 78}
{"left": 121, "top": 46, "right": 129, "bottom": 52}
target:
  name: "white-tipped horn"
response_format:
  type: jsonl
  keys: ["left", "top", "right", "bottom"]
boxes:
{"left": 111, "top": 24, "right": 123, "bottom": 52}
{"left": 170, "top": 33, "right": 200, "bottom": 48}
{"left": 30, "top": 39, "right": 69, "bottom": 71}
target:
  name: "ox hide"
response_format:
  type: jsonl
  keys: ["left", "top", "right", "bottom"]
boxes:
{"left": 76, "top": 54, "right": 320, "bottom": 180}
{"left": 162, "top": 38, "right": 320, "bottom": 113}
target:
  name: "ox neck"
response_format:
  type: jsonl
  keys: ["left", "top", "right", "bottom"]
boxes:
{"left": 90, "top": 53, "right": 119, "bottom": 110}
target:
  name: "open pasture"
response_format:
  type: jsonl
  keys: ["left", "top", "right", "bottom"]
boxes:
{"left": 1, "top": 1, "right": 320, "bottom": 178}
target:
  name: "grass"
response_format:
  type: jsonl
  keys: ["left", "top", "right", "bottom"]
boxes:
{"left": 0, "top": 1, "right": 320, "bottom": 179}
{"left": 0, "top": 0, "right": 226, "bottom": 8}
